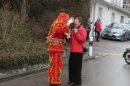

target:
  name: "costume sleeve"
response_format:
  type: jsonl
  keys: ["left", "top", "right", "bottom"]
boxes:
{"left": 62, "top": 27, "right": 69, "bottom": 32}
{"left": 73, "top": 29, "right": 87, "bottom": 43}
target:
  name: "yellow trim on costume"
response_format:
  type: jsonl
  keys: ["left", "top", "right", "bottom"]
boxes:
{"left": 59, "top": 68, "right": 62, "bottom": 73}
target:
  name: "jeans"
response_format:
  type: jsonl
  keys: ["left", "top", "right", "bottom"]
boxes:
{"left": 96, "top": 31, "right": 100, "bottom": 41}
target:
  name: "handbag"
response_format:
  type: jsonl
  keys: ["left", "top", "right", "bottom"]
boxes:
{"left": 73, "top": 33, "right": 89, "bottom": 53}
{"left": 83, "top": 46, "right": 89, "bottom": 52}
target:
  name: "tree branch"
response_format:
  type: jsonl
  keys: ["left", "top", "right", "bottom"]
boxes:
{"left": 29, "top": 0, "right": 40, "bottom": 5}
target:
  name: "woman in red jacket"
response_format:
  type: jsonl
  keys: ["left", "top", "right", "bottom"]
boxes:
{"left": 95, "top": 18, "right": 102, "bottom": 42}
{"left": 67, "top": 17, "right": 87, "bottom": 86}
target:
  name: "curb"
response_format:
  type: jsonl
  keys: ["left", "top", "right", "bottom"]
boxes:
{"left": 0, "top": 67, "right": 47, "bottom": 83}
{"left": 0, "top": 56, "right": 95, "bottom": 83}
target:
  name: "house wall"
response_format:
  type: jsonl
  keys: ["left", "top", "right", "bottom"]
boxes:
{"left": 90, "top": 2, "right": 129, "bottom": 37}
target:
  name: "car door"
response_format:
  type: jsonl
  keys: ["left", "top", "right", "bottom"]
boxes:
{"left": 127, "top": 24, "right": 130, "bottom": 38}
{"left": 125, "top": 24, "right": 130, "bottom": 39}
{"left": 123, "top": 25, "right": 128, "bottom": 39}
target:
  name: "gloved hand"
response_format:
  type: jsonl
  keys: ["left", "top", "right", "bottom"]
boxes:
{"left": 67, "top": 17, "right": 74, "bottom": 26}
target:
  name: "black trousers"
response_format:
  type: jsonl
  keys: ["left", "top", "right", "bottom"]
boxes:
{"left": 96, "top": 31, "right": 100, "bottom": 41}
{"left": 69, "top": 52, "right": 83, "bottom": 85}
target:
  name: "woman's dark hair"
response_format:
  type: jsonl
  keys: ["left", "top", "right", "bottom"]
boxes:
{"left": 75, "top": 17, "right": 83, "bottom": 24}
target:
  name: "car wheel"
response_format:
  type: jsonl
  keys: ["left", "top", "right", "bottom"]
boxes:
{"left": 121, "top": 35, "right": 125, "bottom": 42}
{"left": 101, "top": 37, "right": 105, "bottom": 39}
{"left": 127, "top": 38, "right": 130, "bottom": 41}
{"left": 124, "top": 52, "right": 130, "bottom": 65}
{"left": 101, "top": 35, "right": 105, "bottom": 39}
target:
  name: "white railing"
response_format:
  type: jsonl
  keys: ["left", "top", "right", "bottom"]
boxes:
{"left": 123, "top": 0, "right": 130, "bottom": 11}
{"left": 111, "top": 0, "right": 123, "bottom": 7}
{"left": 111, "top": 0, "right": 130, "bottom": 11}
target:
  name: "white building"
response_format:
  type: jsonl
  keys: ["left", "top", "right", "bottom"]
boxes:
{"left": 90, "top": 0, "right": 130, "bottom": 36}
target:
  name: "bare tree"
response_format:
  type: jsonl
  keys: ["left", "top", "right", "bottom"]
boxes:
{"left": 20, "top": 0, "right": 40, "bottom": 21}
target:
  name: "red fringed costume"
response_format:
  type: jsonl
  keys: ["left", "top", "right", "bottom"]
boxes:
{"left": 46, "top": 13, "right": 73, "bottom": 85}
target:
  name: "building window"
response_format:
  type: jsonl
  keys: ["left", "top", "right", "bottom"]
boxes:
{"left": 111, "top": 13, "right": 115, "bottom": 23}
{"left": 98, "top": 7, "right": 103, "bottom": 21}
{"left": 120, "top": 16, "right": 124, "bottom": 23}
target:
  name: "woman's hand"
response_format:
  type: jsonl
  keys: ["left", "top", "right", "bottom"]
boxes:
{"left": 74, "top": 29, "right": 78, "bottom": 34}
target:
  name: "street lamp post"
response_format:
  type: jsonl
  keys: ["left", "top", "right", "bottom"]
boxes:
{"left": 89, "top": 3, "right": 96, "bottom": 57}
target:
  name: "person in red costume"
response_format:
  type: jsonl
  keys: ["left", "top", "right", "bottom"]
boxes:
{"left": 46, "top": 13, "right": 74, "bottom": 86}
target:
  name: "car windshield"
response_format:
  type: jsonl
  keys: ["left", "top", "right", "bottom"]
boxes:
{"left": 107, "top": 23, "right": 126, "bottom": 29}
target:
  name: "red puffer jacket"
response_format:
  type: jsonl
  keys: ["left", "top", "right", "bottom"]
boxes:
{"left": 70, "top": 25, "right": 87, "bottom": 53}
{"left": 96, "top": 22, "right": 102, "bottom": 32}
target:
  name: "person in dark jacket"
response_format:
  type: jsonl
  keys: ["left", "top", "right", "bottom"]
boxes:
{"left": 67, "top": 17, "right": 87, "bottom": 86}
{"left": 86, "top": 18, "right": 93, "bottom": 41}
{"left": 94, "top": 20, "right": 97, "bottom": 38}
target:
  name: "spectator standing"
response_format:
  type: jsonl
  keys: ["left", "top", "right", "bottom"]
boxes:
{"left": 95, "top": 18, "right": 102, "bottom": 42}
{"left": 86, "top": 18, "right": 93, "bottom": 41}
{"left": 94, "top": 19, "right": 98, "bottom": 38}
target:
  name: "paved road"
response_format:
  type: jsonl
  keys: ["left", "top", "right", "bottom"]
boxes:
{"left": 92, "top": 38, "right": 130, "bottom": 57}
{"left": 0, "top": 39, "right": 130, "bottom": 86}
{"left": 82, "top": 53, "right": 130, "bottom": 86}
